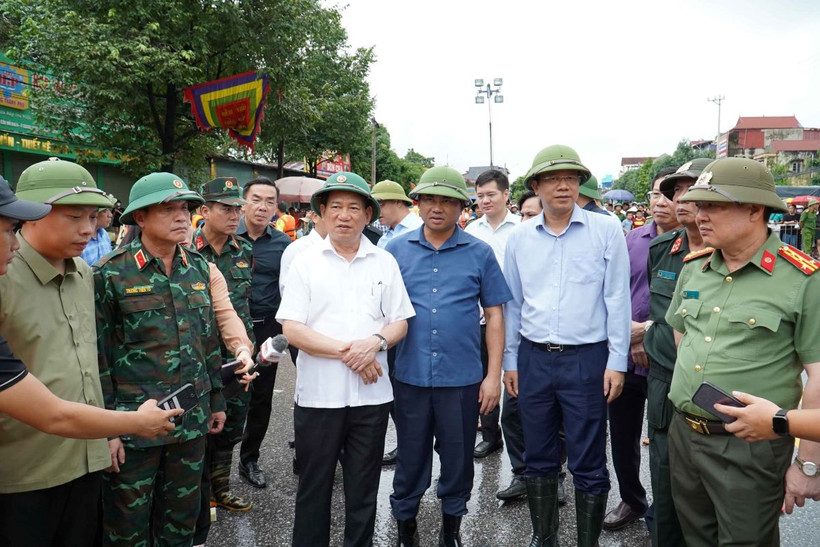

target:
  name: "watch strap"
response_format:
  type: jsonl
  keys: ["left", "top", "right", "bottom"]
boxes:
{"left": 373, "top": 333, "right": 387, "bottom": 351}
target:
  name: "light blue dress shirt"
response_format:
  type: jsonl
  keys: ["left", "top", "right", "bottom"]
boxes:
{"left": 80, "top": 227, "right": 112, "bottom": 266}
{"left": 377, "top": 211, "right": 423, "bottom": 249}
{"left": 502, "top": 205, "right": 631, "bottom": 372}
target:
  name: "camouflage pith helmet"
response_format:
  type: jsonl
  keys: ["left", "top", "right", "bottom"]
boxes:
{"left": 15, "top": 157, "right": 115, "bottom": 207}
{"left": 310, "top": 172, "right": 380, "bottom": 222}
{"left": 371, "top": 180, "right": 412, "bottom": 204}
{"left": 120, "top": 172, "right": 205, "bottom": 225}
{"left": 659, "top": 158, "right": 713, "bottom": 200}
{"left": 202, "top": 177, "right": 246, "bottom": 206}
{"left": 679, "top": 158, "right": 787, "bottom": 212}
{"left": 579, "top": 174, "right": 601, "bottom": 200}
{"left": 524, "top": 145, "right": 591, "bottom": 186}
{"left": 409, "top": 166, "right": 471, "bottom": 206}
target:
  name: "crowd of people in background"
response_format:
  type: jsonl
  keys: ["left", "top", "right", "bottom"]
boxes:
{"left": 1, "top": 148, "right": 820, "bottom": 547}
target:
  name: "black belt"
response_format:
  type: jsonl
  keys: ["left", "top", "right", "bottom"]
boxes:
{"left": 675, "top": 408, "right": 729, "bottom": 435}
{"left": 526, "top": 338, "right": 600, "bottom": 352}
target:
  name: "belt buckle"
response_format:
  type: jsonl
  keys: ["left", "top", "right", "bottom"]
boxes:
{"left": 547, "top": 343, "right": 564, "bottom": 352}
{"left": 684, "top": 415, "right": 710, "bottom": 436}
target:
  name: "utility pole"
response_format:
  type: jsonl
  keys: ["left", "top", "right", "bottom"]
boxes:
{"left": 475, "top": 78, "right": 504, "bottom": 167}
{"left": 708, "top": 95, "right": 725, "bottom": 159}
{"left": 370, "top": 117, "right": 379, "bottom": 185}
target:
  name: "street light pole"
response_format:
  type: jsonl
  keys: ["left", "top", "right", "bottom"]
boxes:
{"left": 708, "top": 95, "right": 725, "bottom": 159}
{"left": 475, "top": 78, "right": 503, "bottom": 167}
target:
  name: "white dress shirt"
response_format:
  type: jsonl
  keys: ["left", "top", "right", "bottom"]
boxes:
{"left": 279, "top": 228, "right": 324, "bottom": 297}
{"left": 276, "top": 235, "right": 415, "bottom": 408}
{"left": 377, "top": 210, "right": 423, "bottom": 249}
{"left": 464, "top": 209, "right": 520, "bottom": 269}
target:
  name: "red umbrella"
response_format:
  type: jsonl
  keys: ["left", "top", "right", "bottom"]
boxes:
{"left": 790, "top": 195, "right": 818, "bottom": 206}
{"left": 274, "top": 176, "right": 324, "bottom": 203}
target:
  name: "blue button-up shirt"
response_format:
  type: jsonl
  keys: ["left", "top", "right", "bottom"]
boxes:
{"left": 503, "top": 205, "right": 631, "bottom": 372}
{"left": 80, "top": 227, "right": 112, "bottom": 266}
{"left": 386, "top": 226, "right": 512, "bottom": 387}
{"left": 377, "top": 211, "right": 423, "bottom": 249}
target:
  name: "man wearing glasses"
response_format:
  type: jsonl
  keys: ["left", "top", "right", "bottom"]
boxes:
{"left": 604, "top": 168, "right": 679, "bottom": 534}
{"left": 503, "top": 145, "right": 630, "bottom": 547}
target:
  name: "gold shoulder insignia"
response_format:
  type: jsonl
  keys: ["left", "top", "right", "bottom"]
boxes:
{"left": 134, "top": 249, "right": 148, "bottom": 269}
{"left": 683, "top": 247, "right": 715, "bottom": 263}
{"left": 778, "top": 245, "right": 820, "bottom": 275}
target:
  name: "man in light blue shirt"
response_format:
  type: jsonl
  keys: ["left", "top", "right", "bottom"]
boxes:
{"left": 80, "top": 207, "right": 113, "bottom": 265}
{"left": 372, "top": 180, "right": 422, "bottom": 249}
{"left": 503, "top": 144, "right": 630, "bottom": 547}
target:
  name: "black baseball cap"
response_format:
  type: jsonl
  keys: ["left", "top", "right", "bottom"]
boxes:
{"left": 0, "top": 175, "right": 51, "bottom": 221}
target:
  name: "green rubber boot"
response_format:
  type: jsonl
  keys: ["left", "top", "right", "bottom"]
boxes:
{"left": 575, "top": 491, "right": 607, "bottom": 547}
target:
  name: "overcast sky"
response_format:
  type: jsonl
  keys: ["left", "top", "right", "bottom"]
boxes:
{"left": 337, "top": 0, "right": 820, "bottom": 182}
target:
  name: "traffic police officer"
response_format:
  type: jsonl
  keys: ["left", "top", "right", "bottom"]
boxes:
{"left": 193, "top": 177, "right": 255, "bottom": 514}
{"left": 666, "top": 157, "right": 820, "bottom": 546}
{"left": 643, "top": 157, "right": 711, "bottom": 547}
{"left": 95, "top": 172, "right": 226, "bottom": 546}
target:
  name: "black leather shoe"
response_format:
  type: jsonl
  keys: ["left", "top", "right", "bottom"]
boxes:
{"left": 473, "top": 439, "right": 503, "bottom": 459}
{"left": 496, "top": 477, "right": 527, "bottom": 500}
{"left": 383, "top": 447, "right": 398, "bottom": 466}
{"left": 602, "top": 500, "right": 643, "bottom": 531}
{"left": 238, "top": 460, "right": 267, "bottom": 489}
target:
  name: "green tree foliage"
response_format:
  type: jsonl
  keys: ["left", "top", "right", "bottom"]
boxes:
{"left": 3, "top": 0, "right": 362, "bottom": 180}
{"left": 509, "top": 175, "right": 528, "bottom": 203}
{"left": 613, "top": 139, "right": 714, "bottom": 200}
{"left": 347, "top": 125, "right": 434, "bottom": 192}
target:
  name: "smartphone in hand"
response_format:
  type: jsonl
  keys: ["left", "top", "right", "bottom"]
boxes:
{"left": 156, "top": 383, "right": 198, "bottom": 425}
{"left": 693, "top": 381, "right": 746, "bottom": 423}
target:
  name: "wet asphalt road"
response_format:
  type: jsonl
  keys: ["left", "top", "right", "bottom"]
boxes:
{"left": 207, "top": 360, "right": 819, "bottom": 546}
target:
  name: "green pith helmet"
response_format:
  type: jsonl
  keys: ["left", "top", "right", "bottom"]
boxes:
{"left": 579, "top": 174, "right": 601, "bottom": 200}
{"left": 120, "top": 172, "right": 205, "bottom": 225}
{"left": 371, "top": 179, "right": 412, "bottom": 204}
{"left": 310, "top": 171, "right": 380, "bottom": 222}
{"left": 409, "top": 166, "right": 471, "bottom": 206}
{"left": 524, "top": 145, "right": 591, "bottom": 186}
{"left": 659, "top": 158, "right": 713, "bottom": 200}
{"left": 679, "top": 158, "right": 787, "bottom": 212}
{"left": 16, "top": 157, "right": 115, "bottom": 207}
{"left": 202, "top": 177, "right": 246, "bottom": 206}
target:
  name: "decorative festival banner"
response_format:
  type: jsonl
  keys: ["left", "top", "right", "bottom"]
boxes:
{"left": 183, "top": 71, "right": 270, "bottom": 151}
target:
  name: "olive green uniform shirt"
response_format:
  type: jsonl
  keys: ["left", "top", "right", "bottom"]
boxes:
{"left": 666, "top": 232, "right": 820, "bottom": 419}
{"left": 193, "top": 229, "right": 255, "bottom": 357}
{"left": 645, "top": 228, "right": 688, "bottom": 371}
{"left": 0, "top": 234, "right": 110, "bottom": 493}
{"left": 94, "top": 239, "right": 225, "bottom": 449}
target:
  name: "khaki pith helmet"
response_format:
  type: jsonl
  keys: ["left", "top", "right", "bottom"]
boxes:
{"left": 409, "top": 166, "right": 471, "bottom": 206}
{"left": 524, "top": 145, "right": 591, "bottom": 186}
{"left": 679, "top": 158, "right": 787, "bottom": 212}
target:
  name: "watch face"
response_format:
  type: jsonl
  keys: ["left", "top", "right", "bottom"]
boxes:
{"left": 804, "top": 461, "right": 819, "bottom": 476}
{"left": 773, "top": 414, "right": 789, "bottom": 436}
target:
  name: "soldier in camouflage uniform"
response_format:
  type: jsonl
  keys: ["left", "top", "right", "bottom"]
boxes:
{"left": 95, "top": 172, "right": 226, "bottom": 546}
{"left": 191, "top": 177, "right": 255, "bottom": 544}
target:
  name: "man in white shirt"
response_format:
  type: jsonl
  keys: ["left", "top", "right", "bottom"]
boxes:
{"left": 463, "top": 170, "right": 527, "bottom": 496}
{"left": 278, "top": 210, "right": 326, "bottom": 298}
{"left": 277, "top": 172, "right": 415, "bottom": 546}
{"left": 372, "top": 180, "right": 423, "bottom": 249}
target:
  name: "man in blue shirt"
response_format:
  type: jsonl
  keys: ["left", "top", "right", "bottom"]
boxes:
{"left": 385, "top": 166, "right": 511, "bottom": 547}
{"left": 503, "top": 145, "right": 630, "bottom": 547}
{"left": 80, "top": 206, "right": 113, "bottom": 265}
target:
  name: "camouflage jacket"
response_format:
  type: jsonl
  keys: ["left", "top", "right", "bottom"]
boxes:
{"left": 94, "top": 239, "right": 225, "bottom": 448}
{"left": 193, "top": 228, "right": 255, "bottom": 357}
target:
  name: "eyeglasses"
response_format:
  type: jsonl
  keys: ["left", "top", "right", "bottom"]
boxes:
{"left": 540, "top": 175, "right": 580, "bottom": 185}
{"left": 646, "top": 191, "right": 664, "bottom": 201}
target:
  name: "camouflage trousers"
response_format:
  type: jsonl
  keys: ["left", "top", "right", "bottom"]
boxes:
{"left": 101, "top": 436, "right": 206, "bottom": 547}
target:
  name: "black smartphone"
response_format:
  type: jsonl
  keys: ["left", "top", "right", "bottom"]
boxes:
{"left": 692, "top": 381, "right": 746, "bottom": 423}
{"left": 156, "top": 383, "right": 198, "bottom": 425}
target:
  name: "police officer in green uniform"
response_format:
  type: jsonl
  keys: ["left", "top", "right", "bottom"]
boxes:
{"left": 665, "top": 157, "right": 820, "bottom": 547}
{"left": 95, "top": 172, "right": 226, "bottom": 546}
{"left": 643, "top": 157, "right": 711, "bottom": 547}
{"left": 799, "top": 198, "right": 818, "bottom": 256}
{"left": 192, "top": 177, "right": 255, "bottom": 516}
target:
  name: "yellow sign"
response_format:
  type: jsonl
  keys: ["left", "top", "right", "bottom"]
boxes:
{"left": 0, "top": 62, "right": 28, "bottom": 110}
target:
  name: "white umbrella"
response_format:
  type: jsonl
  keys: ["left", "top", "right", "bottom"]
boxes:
{"left": 274, "top": 176, "right": 324, "bottom": 203}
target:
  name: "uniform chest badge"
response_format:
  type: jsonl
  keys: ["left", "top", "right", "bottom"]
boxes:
{"left": 236, "top": 261, "right": 249, "bottom": 269}
{"left": 191, "top": 282, "right": 206, "bottom": 291}
{"left": 681, "top": 290, "right": 699, "bottom": 299}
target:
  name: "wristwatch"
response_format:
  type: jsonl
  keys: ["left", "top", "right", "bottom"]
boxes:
{"left": 373, "top": 333, "right": 388, "bottom": 352}
{"left": 772, "top": 408, "right": 790, "bottom": 437}
{"left": 795, "top": 457, "right": 820, "bottom": 478}
{"left": 644, "top": 320, "right": 654, "bottom": 333}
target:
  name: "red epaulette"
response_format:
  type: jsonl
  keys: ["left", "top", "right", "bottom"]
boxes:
{"left": 683, "top": 247, "right": 715, "bottom": 263}
{"left": 134, "top": 249, "right": 148, "bottom": 269}
{"left": 669, "top": 236, "right": 683, "bottom": 255}
{"left": 778, "top": 245, "right": 820, "bottom": 275}
{"left": 194, "top": 235, "right": 205, "bottom": 251}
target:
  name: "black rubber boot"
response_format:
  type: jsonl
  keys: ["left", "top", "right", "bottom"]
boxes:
{"left": 575, "top": 491, "right": 607, "bottom": 547}
{"left": 396, "top": 518, "right": 419, "bottom": 547}
{"left": 526, "top": 476, "right": 559, "bottom": 547}
{"left": 438, "top": 513, "right": 463, "bottom": 546}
